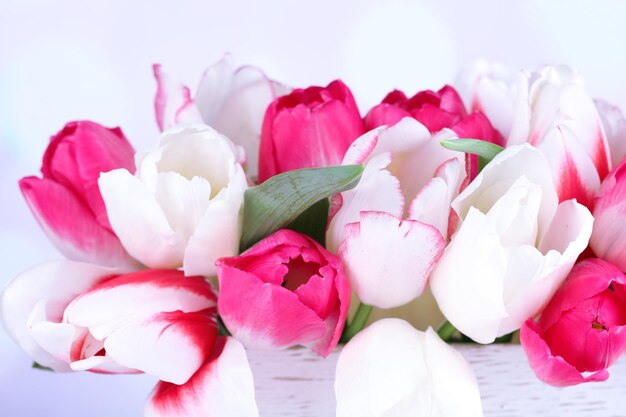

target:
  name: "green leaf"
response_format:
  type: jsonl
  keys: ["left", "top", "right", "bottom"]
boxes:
{"left": 240, "top": 165, "right": 364, "bottom": 251}
{"left": 285, "top": 198, "right": 329, "bottom": 246}
{"left": 440, "top": 139, "right": 504, "bottom": 168}
{"left": 32, "top": 362, "right": 53, "bottom": 372}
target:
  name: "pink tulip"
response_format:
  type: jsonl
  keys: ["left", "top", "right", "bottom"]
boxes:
{"left": 258, "top": 80, "right": 364, "bottom": 182}
{"left": 364, "top": 86, "right": 504, "bottom": 179}
{"left": 521, "top": 258, "right": 626, "bottom": 387}
{"left": 216, "top": 229, "right": 350, "bottom": 357}
{"left": 19, "top": 121, "right": 137, "bottom": 268}
{"left": 1, "top": 262, "right": 218, "bottom": 384}
{"left": 590, "top": 159, "right": 626, "bottom": 271}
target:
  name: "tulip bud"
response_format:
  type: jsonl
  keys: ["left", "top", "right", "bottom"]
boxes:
{"left": 258, "top": 80, "right": 364, "bottom": 182}
{"left": 521, "top": 258, "right": 626, "bottom": 386}
{"left": 19, "top": 121, "right": 137, "bottom": 268}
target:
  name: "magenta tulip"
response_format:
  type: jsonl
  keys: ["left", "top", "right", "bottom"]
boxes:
{"left": 19, "top": 121, "right": 137, "bottom": 268}
{"left": 216, "top": 229, "right": 350, "bottom": 357}
{"left": 521, "top": 258, "right": 626, "bottom": 386}
{"left": 258, "top": 80, "right": 364, "bottom": 182}
{"left": 364, "top": 86, "right": 503, "bottom": 179}
{"left": 590, "top": 159, "right": 626, "bottom": 271}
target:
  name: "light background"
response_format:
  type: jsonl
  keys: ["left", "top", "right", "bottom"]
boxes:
{"left": 1, "top": 0, "right": 626, "bottom": 415}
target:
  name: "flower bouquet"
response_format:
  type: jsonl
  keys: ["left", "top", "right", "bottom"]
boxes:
{"left": 3, "top": 55, "right": 626, "bottom": 416}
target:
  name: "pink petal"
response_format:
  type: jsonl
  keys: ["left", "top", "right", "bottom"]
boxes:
{"left": 520, "top": 319, "right": 609, "bottom": 387}
{"left": 145, "top": 337, "right": 259, "bottom": 417}
{"left": 104, "top": 309, "right": 217, "bottom": 384}
{"left": 64, "top": 270, "right": 217, "bottom": 340}
{"left": 363, "top": 103, "right": 411, "bottom": 131}
{"left": 339, "top": 211, "right": 445, "bottom": 309}
{"left": 216, "top": 263, "right": 327, "bottom": 350}
{"left": 42, "top": 121, "right": 136, "bottom": 231}
{"left": 19, "top": 177, "right": 136, "bottom": 268}
{"left": 153, "top": 64, "right": 202, "bottom": 131}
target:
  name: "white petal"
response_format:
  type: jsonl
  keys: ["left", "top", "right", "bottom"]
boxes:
{"left": 0, "top": 260, "right": 117, "bottom": 371}
{"left": 425, "top": 328, "right": 483, "bottom": 417}
{"left": 104, "top": 310, "right": 217, "bottom": 384}
{"left": 145, "top": 337, "right": 259, "bottom": 417}
{"left": 64, "top": 271, "right": 216, "bottom": 340}
{"left": 453, "top": 144, "right": 557, "bottom": 242}
{"left": 339, "top": 211, "right": 445, "bottom": 309}
{"left": 596, "top": 99, "right": 626, "bottom": 167}
{"left": 183, "top": 166, "right": 246, "bottom": 276}
{"left": 335, "top": 319, "right": 431, "bottom": 417}
{"left": 153, "top": 64, "right": 203, "bottom": 131}
{"left": 430, "top": 207, "right": 508, "bottom": 344}
{"left": 408, "top": 157, "right": 466, "bottom": 237}
{"left": 326, "top": 153, "right": 404, "bottom": 253}
{"left": 99, "top": 169, "right": 184, "bottom": 269}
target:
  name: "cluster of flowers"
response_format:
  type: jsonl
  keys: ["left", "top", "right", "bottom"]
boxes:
{"left": 3, "top": 55, "right": 626, "bottom": 416}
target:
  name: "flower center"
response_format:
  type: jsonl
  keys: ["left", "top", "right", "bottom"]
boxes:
{"left": 282, "top": 256, "right": 320, "bottom": 291}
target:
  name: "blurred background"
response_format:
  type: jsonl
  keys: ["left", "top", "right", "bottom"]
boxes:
{"left": 2, "top": 0, "right": 626, "bottom": 414}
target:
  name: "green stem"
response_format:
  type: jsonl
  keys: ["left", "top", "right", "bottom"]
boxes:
{"left": 437, "top": 320, "right": 457, "bottom": 342}
{"left": 341, "top": 303, "right": 373, "bottom": 343}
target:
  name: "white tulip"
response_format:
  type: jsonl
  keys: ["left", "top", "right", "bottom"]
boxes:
{"left": 99, "top": 124, "right": 248, "bottom": 276}
{"left": 430, "top": 144, "right": 593, "bottom": 343}
{"left": 335, "top": 318, "right": 483, "bottom": 417}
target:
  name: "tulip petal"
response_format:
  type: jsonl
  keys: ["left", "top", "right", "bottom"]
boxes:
{"left": 339, "top": 211, "right": 445, "bottom": 309}
{"left": 425, "top": 328, "right": 483, "bottom": 417}
{"left": 430, "top": 207, "right": 508, "bottom": 344}
{"left": 19, "top": 177, "right": 137, "bottom": 268}
{"left": 104, "top": 309, "right": 217, "bottom": 384}
{"left": 183, "top": 167, "right": 246, "bottom": 276}
{"left": 195, "top": 56, "right": 283, "bottom": 177}
{"left": 153, "top": 64, "right": 203, "bottom": 131}
{"left": 145, "top": 337, "right": 259, "bottom": 417}
{"left": 326, "top": 153, "right": 404, "bottom": 252}
{"left": 408, "top": 158, "right": 466, "bottom": 238}
{"left": 1, "top": 260, "right": 117, "bottom": 371}
{"left": 64, "top": 270, "right": 217, "bottom": 340}
{"left": 454, "top": 144, "right": 558, "bottom": 242}
{"left": 335, "top": 319, "right": 482, "bottom": 417}
{"left": 217, "top": 264, "right": 327, "bottom": 350}
{"left": 99, "top": 168, "right": 186, "bottom": 269}
{"left": 595, "top": 100, "right": 626, "bottom": 167}
{"left": 520, "top": 319, "right": 609, "bottom": 387}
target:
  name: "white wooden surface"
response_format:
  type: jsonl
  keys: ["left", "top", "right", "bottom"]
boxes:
{"left": 247, "top": 345, "right": 626, "bottom": 417}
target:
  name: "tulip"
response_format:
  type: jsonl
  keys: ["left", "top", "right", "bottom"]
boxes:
{"left": 334, "top": 318, "right": 483, "bottom": 417}
{"left": 521, "top": 258, "right": 626, "bottom": 386}
{"left": 145, "top": 336, "right": 259, "bottom": 417}
{"left": 457, "top": 63, "right": 612, "bottom": 208}
{"left": 99, "top": 124, "right": 248, "bottom": 276}
{"left": 327, "top": 118, "right": 464, "bottom": 309}
{"left": 19, "top": 121, "right": 137, "bottom": 268}
{"left": 590, "top": 158, "right": 626, "bottom": 271}
{"left": 430, "top": 144, "right": 594, "bottom": 344}
{"left": 154, "top": 54, "right": 288, "bottom": 178}
{"left": 216, "top": 229, "right": 350, "bottom": 357}
{"left": 258, "top": 80, "right": 364, "bottom": 182}
{"left": 1, "top": 261, "right": 218, "bottom": 383}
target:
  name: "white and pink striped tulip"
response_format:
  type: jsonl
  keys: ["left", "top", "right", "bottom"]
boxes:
{"left": 19, "top": 121, "right": 138, "bottom": 268}
{"left": 154, "top": 54, "right": 288, "bottom": 178}
{"left": 456, "top": 63, "right": 611, "bottom": 208}
{"left": 1, "top": 262, "right": 218, "bottom": 384}
{"left": 327, "top": 117, "right": 465, "bottom": 309}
